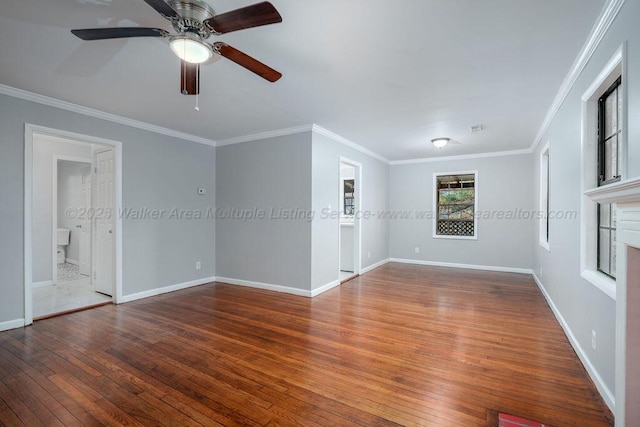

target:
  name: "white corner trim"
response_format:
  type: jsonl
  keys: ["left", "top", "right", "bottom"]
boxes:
{"left": 532, "top": 273, "right": 615, "bottom": 411}
{"left": 312, "top": 125, "right": 390, "bottom": 164}
{"left": 32, "top": 280, "right": 54, "bottom": 289}
{"left": 530, "top": 0, "right": 626, "bottom": 152}
{"left": 215, "top": 125, "right": 313, "bottom": 146}
{"left": 0, "top": 319, "right": 26, "bottom": 332}
{"left": 0, "top": 84, "right": 217, "bottom": 147}
{"left": 215, "top": 277, "right": 312, "bottom": 297}
{"left": 390, "top": 148, "right": 533, "bottom": 165}
{"left": 389, "top": 258, "right": 533, "bottom": 275}
{"left": 310, "top": 280, "right": 341, "bottom": 297}
{"left": 118, "top": 276, "right": 216, "bottom": 304}
{"left": 361, "top": 258, "right": 390, "bottom": 275}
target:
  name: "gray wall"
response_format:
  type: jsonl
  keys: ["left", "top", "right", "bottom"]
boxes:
{"left": 532, "top": 0, "right": 640, "bottom": 397}
{"left": 389, "top": 154, "right": 534, "bottom": 269}
{"left": 32, "top": 138, "right": 92, "bottom": 282}
{"left": 311, "top": 132, "right": 390, "bottom": 290}
{"left": 0, "top": 93, "right": 216, "bottom": 324}
{"left": 215, "top": 133, "right": 313, "bottom": 290}
{"left": 57, "top": 160, "right": 91, "bottom": 265}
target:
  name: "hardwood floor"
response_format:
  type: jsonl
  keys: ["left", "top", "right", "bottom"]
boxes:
{"left": 0, "top": 263, "right": 613, "bottom": 426}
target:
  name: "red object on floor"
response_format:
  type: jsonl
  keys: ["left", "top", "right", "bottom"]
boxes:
{"left": 499, "top": 412, "right": 554, "bottom": 427}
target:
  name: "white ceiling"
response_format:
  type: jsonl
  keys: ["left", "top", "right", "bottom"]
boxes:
{"left": 0, "top": 0, "right": 605, "bottom": 160}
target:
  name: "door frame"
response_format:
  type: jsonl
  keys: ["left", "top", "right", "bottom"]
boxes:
{"left": 51, "top": 155, "right": 92, "bottom": 285}
{"left": 338, "top": 156, "right": 362, "bottom": 278}
{"left": 24, "top": 124, "right": 123, "bottom": 325}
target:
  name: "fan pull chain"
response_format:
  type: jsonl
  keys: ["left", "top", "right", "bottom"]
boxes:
{"left": 195, "top": 64, "right": 200, "bottom": 111}
{"left": 181, "top": 59, "right": 187, "bottom": 95}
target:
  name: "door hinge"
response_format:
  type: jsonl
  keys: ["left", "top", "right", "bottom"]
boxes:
{"left": 93, "top": 271, "right": 97, "bottom": 279}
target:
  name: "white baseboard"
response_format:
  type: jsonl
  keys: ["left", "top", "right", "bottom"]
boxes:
{"left": 118, "top": 276, "right": 216, "bottom": 304}
{"left": 216, "top": 277, "right": 312, "bottom": 297}
{"left": 65, "top": 259, "right": 79, "bottom": 266}
{"left": 360, "top": 258, "right": 390, "bottom": 274}
{"left": 311, "top": 280, "right": 340, "bottom": 297}
{"left": 389, "top": 258, "right": 533, "bottom": 275}
{"left": 32, "top": 280, "right": 53, "bottom": 288}
{"left": 532, "top": 273, "right": 615, "bottom": 411}
{"left": 0, "top": 318, "right": 25, "bottom": 332}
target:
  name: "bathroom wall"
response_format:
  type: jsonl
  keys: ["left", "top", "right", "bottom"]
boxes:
{"left": 57, "top": 160, "right": 91, "bottom": 265}
{"left": 33, "top": 136, "right": 93, "bottom": 284}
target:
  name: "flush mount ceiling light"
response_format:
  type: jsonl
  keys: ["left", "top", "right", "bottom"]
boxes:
{"left": 170, "top": 36, "right": 213, "bottom": 64}
{"left": 431, "top": 138, "right": 450, "bottom": 149}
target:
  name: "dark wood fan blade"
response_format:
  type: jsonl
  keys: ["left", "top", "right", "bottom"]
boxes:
{"left": 71, "top": 27, "right": 169, "bottom": 40}
{"left": 180, "top": 60, "right": 200, "bottom": 95}
{"left": 143, "top": 0, "right": 180, "bottom": 19}
{"left": 215, "top": 42, "right": 281, "bottom": 82}
{"left": 205, "top": 2, "right": 282, "bottom": 34}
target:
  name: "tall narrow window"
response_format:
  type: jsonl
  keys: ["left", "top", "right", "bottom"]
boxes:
{"left": 597, "top": 77, "right": 621, "bottom": 278}
{"left": 539, "top": 143, "right": 550, "bottom": 250}
{"left": 434, "top": 172, "right": 477, "bottom": 239}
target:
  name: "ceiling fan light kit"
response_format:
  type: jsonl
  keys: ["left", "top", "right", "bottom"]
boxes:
{"left": 71, "top": 0, "right": 283, "bottom": 99}
{"left": 170, "top": 36, "right": 213, "bottom": 64}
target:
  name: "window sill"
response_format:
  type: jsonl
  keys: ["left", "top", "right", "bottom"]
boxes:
{"left": 539, "top": 240, "right": 550, "bottom": 252}
{"left": 432, "top": 234, "right": 477, "bottom": 241}
{"left": 581, "top": 269, "right": 616, "bottom": 300}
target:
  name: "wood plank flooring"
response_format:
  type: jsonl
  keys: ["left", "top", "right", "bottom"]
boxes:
{"left": 0, "top": 263, "right": 613, "bottom": 426}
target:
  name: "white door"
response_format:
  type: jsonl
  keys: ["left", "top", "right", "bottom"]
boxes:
{"left": 94, "top": 149, "right": 114, "bottom": 296}
{"left": 79, "top": 166, "right": 92, "bottom": 276}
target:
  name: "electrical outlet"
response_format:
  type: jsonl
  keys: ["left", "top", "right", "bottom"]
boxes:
{"left": 592, "top": 330, "right": 597, "bottom": 351}
{"left": 195, "top": 261, "right": 201, "bottom": 270}
{"left": 415, "top": 247, "right": 420, "bottom": 254}
{"left": 367, "top": 251, "right": 371, "bottom": 259}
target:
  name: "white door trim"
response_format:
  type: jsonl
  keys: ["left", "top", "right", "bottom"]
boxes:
{"left": 338, "top": 157, "right": 363, "bottom": 278}
{"left": 24, "top": 124, "right": 123, "bottom": 325}
{"left": 51, "top": 155, "right": 92, "bottom": 285}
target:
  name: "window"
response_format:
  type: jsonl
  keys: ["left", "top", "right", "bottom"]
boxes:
{"left": 597, "top": 78, "right": 621, "bottom": 279}
{"left": 433, "top": 172, "right": 477, "bottom": 239}
{"left": 579, "top": 45, "right": 624, "bottom": 300}
{"left": 598, "top": 77, "right": 622, "bottom": 185}
{"left": 539, "top": 143, "right": 550, "bottom": 250}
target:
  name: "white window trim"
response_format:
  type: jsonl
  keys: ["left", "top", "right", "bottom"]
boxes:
{"left": 432, "top": 170, "right": 478, "bottom": 240}
{"left": 580, "top": 43, "right": 626, "bottom": 301}
{"left": 539, "top": 142, "right": 551, "bottom": 251}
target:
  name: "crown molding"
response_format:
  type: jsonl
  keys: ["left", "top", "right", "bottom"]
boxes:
{"left": 311, "top": 125, "right": 390, "bottom": 164}
{"left": 530, "top": 0, "right": 626, "bottom": 152}
{"left": 215, "top": 124, "right": 313, "bottom": 146}
{"left": 0, "top": 84, "right": 217, "bottom": 147}
{"left": 389, "top": 148, "right": 532, "bottom": 165}
{"left": 216, "top": 123, "right": 391, "bottom": 164}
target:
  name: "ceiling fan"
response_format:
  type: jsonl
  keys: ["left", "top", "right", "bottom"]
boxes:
{"left": 71, "top": 0, "right": 283, "bottom": 96}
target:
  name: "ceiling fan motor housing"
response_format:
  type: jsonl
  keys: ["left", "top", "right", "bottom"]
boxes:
{"left": 169, "top": 0, "right": 216, "bottom": 38}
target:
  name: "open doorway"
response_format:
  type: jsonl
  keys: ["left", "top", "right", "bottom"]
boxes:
{"left": 339, "top": 158, "right": 362, "bottom": 283}
{"left": 25, "top": 125, "right": 122, "bottom": 322}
